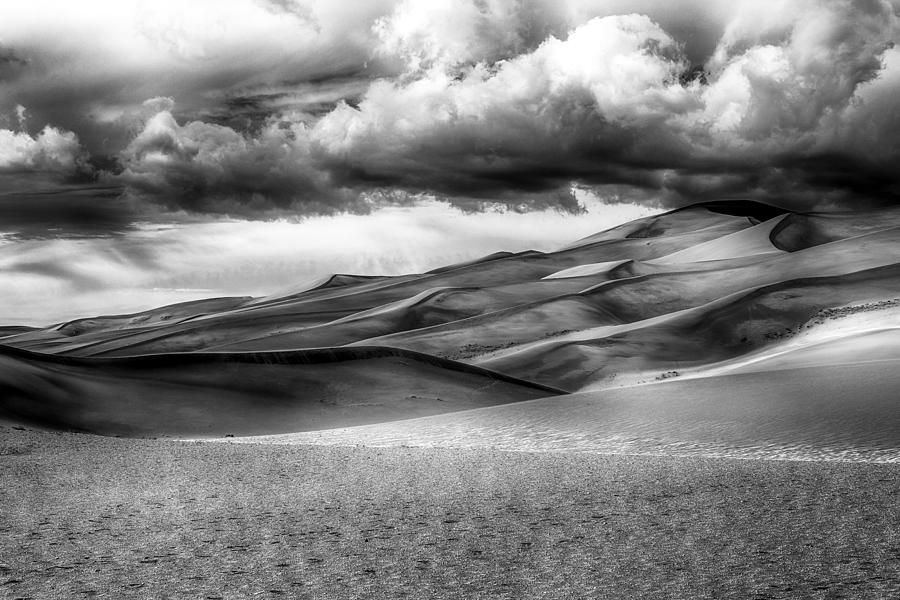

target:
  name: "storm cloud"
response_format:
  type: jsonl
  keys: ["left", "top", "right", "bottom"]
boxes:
{"left": 2, "top": 0, "right": 900, "bottom": 221}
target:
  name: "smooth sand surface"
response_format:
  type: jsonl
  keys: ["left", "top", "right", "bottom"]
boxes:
{"left": 541, "top": 259, "right": 630, "bottom": 279}
{"left": 646, "top": 213, "right": 788, "bottom": 264}
{"left": 227, "top": 360, "right": 900, "bottom": 464}
{"left": 3, "top": 425, "right": 900, "bottom": 599}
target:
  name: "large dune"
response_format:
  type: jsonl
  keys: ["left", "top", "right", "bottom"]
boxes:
{"left": 2, "top": 200, "right": 898, "bottom": 452}
{"left": 240, "top": 360, "right": 900, "bottom": 463}
{"left": 0, "top": 345, "right": 561, "bottom": 436}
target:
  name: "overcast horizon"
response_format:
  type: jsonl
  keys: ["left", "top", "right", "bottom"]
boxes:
{"left": 2, "top": 0, "right": 900, "bottom": 323}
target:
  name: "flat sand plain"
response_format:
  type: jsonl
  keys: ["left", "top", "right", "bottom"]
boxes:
{"left": 3, "top": 424, "right": 900, "bottom": 600}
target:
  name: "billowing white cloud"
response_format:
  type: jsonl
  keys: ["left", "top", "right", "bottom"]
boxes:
{"left": 695, "top": 0, "right": 896, "bottom": 143}
{"left": 309, "top": 0, "right": 900, "bottom": 207}
{"left": 373, "top": 0, "right": 570, "bottom": 73}
{"left": 312, "top": 14, "right": 695, "bottom": 197}
{"left": 0, "top": 121, "right": 87, "bottom": 173}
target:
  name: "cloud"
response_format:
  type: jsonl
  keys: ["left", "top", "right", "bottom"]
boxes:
{"left": 373, "top": 0, "right": 570, "bottom": 73}
{"left": 0, "top": 0, "right": 393, "bottom": 154}
{"left": 311, "top": 14, "right": 693, "bottom": 200}
{"left": 0, "top": 183, "right": 134, "bottom": 239}
{"left": 3, "top": 0, "right": 900, "bottom": 218}
{"left": 114, "top": 98, "right": 358, "bottom": 215}
{"left": 309, "top": 0, "right": 900, "bottom": 209}
{"left": 0, "top": 121, "right": 88, "bottom": 174}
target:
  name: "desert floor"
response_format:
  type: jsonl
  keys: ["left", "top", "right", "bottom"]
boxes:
{"left": 3, "top": 424, "right": 899, "bottom": 600}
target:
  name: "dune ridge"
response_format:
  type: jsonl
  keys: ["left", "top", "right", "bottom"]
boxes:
{"left": 2, "top": 200, "right": 898, "bottom": 459}
{"left": 0, "top": 343, "right": 563, "bottom": 436}
{"left": 233, "top": 360, "right": 900, "bottom": 464}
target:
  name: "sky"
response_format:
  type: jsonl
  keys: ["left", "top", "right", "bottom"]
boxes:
{"left": 1, "top": 0, "right": 899, "bottom": 324}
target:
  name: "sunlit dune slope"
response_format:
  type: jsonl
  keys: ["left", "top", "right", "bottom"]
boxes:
{"left": 243, "top": 359, "right": 900, "bottom": 463}
{"left": 679, "top": 300, "right": 900, "bottom": 378}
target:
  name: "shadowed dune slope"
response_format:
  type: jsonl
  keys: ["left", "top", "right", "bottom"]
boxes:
{"left": 0, "top": 345, "right": 562, "bottom": 436}
{"left": 770, "top": 206, "right": 900, "bottom": 252}
{"left": 0, "top": 326, "right": 37, "bottom": 339}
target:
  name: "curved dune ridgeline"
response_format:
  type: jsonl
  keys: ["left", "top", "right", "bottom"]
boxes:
{"left": 2, "top": 200, "right": 899, "bottom": 440}
{"left": 0, "top": 344, "right": 563, "bottom": 436}
{"left": 477, "top": 265, "right": 900, "bottom": 389}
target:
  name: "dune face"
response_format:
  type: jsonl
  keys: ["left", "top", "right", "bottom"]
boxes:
{"left": 0, "top": 346, "right": 561, "bottom": 436}
{"left": 250, "top": 361, "right": 900, "bottom": 463}
{"left": 2, "top": 200, "right": 898, "bottom": 449}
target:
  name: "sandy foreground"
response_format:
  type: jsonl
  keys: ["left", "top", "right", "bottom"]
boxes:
{"left": 3, "top": 424, "right": 900, "bottom": 600}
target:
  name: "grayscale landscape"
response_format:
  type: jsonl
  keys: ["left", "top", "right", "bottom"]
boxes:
{"left": 2, "top": 1, "right": 900, "bottom": 598}
{"left": 3, "top": 201, "right": 900, "bottom": 598}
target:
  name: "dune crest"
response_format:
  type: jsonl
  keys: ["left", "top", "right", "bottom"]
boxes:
{"left": 2, "top": 200, "right": 898, "bottom": 456}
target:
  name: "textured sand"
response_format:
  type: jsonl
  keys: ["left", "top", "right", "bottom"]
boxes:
{"left": 3, "top": 425, "right": 900, "bottom": 600}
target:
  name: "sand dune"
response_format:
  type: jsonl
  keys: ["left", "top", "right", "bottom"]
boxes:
{"left": 0, "top": 345, "right": 561, "bottom": 436}
{"left": 359, "top": 228, "right": 900, "bottom": 371}
{"left": 237, "top": 359, "right": 900, "bottom": 463}
{"left": 541, "top": 259, "right": 631, "bottom": 280}
{"left": 561, "top": 200, "right": 785, "bottom": 249}
{"left": 2, "top": 202, "right": 767, "bottom": 357}
{"left": 681, "top": 301, "right": 900, "bottom": 377}
{"left": 476, "top": 264, "right": 900, "bottom": 389}
{"left": 771, "top": 206, "right": 900, "bottom": 252}
{"left": 244, "top": 273, "right": 393, "bottom": 307}
{"left": 200, "top": 275, "right": 624, "bottom": 353}
{"left": 646, "top": 213, "right": 788, "bottom": 264}
{"left": 2, "top": 296, "right": 252, "bottom": 349}
{"left": 1, "top": 200, "right": 898, "bottom": 447}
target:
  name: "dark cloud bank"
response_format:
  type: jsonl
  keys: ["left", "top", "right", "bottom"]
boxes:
{"left": 1, "top": 0, "right": 900, "bottom": 229}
